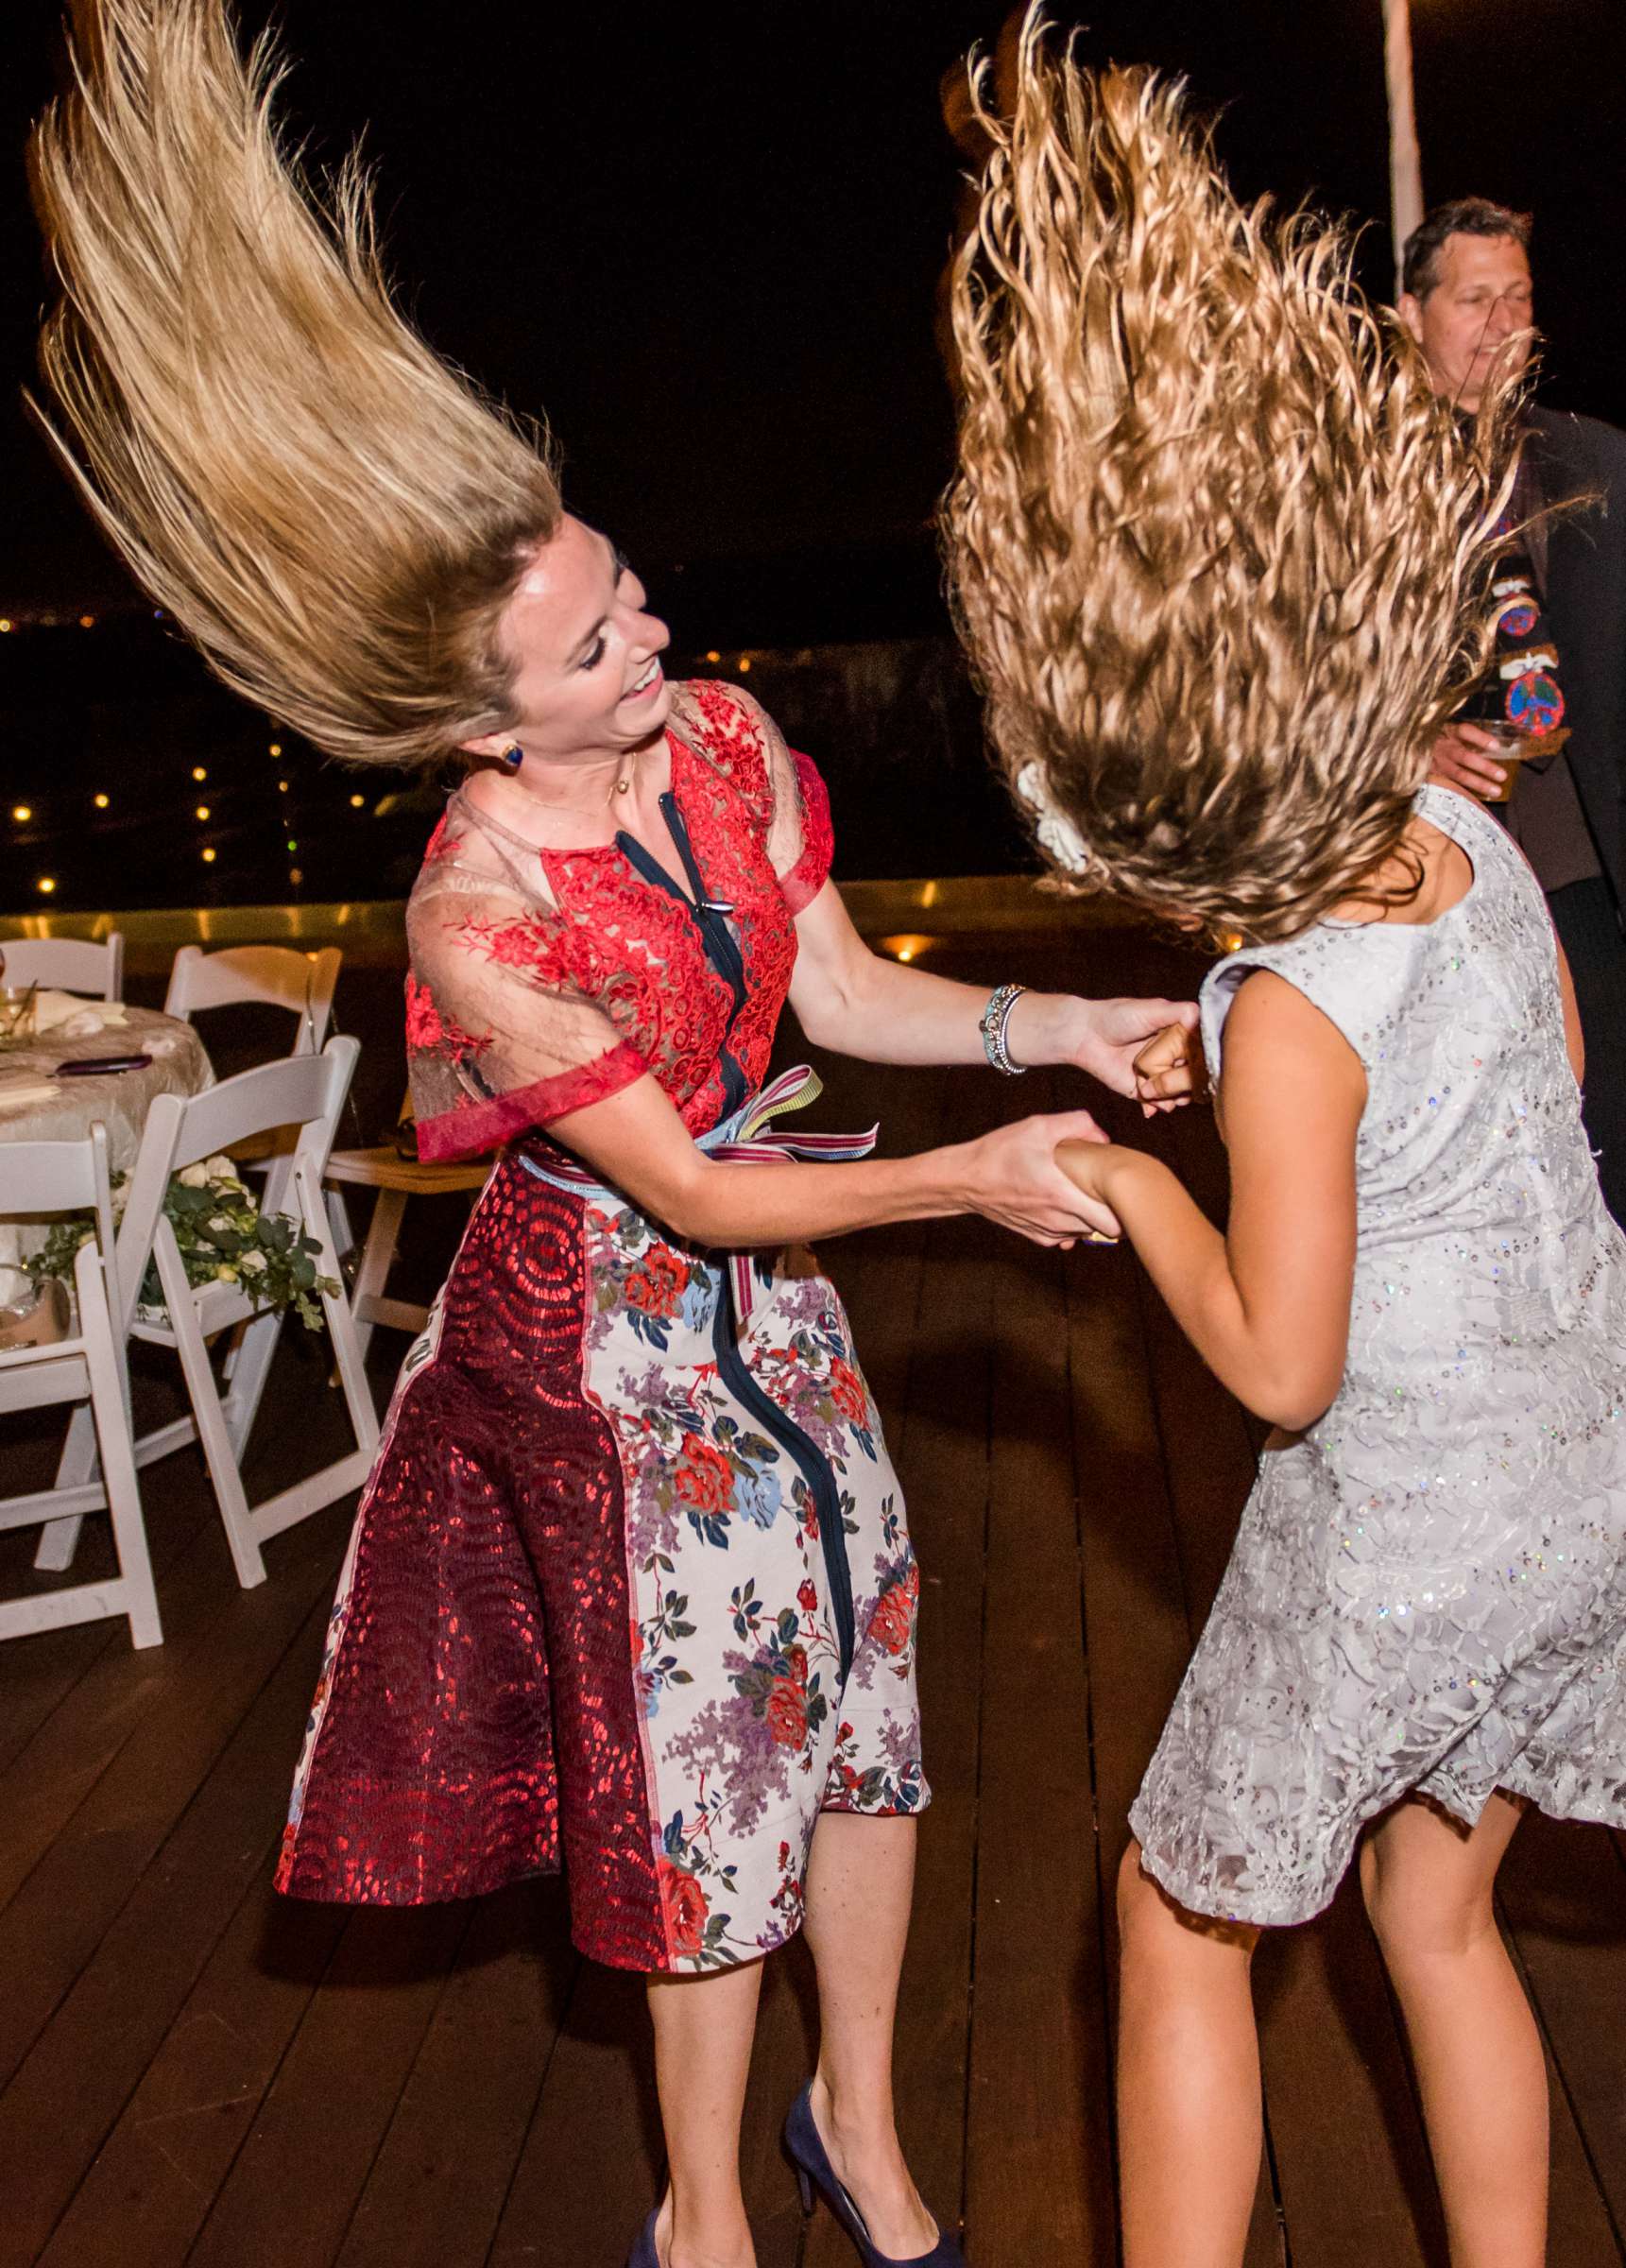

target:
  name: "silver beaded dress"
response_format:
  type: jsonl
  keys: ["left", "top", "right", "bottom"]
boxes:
{"left": 1131, "top": 785, "right": 1626, "bottom": 1925}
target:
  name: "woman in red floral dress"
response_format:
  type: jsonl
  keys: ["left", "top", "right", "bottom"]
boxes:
{"left": 275, "top": 537, "right": 1190, "bottom": 2267}
{"left": 32, "top": 13, "right": 1193, "bottom": 2264}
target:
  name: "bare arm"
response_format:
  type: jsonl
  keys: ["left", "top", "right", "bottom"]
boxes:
{"left": 1553, "top": 933, "right": 1585, "bottom": 1085}
{"left": 1053, "top": 971, "right": 1364, "bottom": 1429}
{"left": 550, "top": 1066, "right": 1123, "bottom": 1249}
{"left": 787, "top": 877, "right": 1199, "bottom": 1111}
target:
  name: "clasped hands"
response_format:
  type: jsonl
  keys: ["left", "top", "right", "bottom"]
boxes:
{"left": 989, "top": 994, "right": 1202, "bottom": 1250}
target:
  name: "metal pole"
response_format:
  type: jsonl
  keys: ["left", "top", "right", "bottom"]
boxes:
{"left": 1383, "top": 0, "right": 1425, "bottom": 297}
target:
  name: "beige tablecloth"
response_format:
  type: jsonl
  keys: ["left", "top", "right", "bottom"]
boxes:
{"left": 0, "top": 1005, "right": 214, "bottom": 1302}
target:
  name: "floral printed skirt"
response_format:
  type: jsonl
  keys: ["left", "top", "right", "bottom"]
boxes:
{"left": 276, "top": 1143, "right": 927, "bottom": 1973}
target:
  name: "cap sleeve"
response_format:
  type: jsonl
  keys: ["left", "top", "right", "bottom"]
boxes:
{"left": 672, "top": 679, "right": 836, "bottom": 912}
{"left": 405, "top": 872, "right": 647, "bottom": 1160}
{"left": 771, "top": 746, "right": 835, "bottom": 914}
{"left": 1200, "top": 934, "right": 1386, "bottom": 1091}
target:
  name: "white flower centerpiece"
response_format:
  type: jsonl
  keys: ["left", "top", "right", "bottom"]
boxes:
{"left": 25, "top": 1153, "right": 337, "bottom": 1329}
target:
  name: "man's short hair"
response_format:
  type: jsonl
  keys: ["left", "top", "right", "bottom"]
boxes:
{"left": 1402, "top": 199, "right": 1533, "bottom": 300}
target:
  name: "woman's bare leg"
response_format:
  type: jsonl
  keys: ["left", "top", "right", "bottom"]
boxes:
{"left": 801, "top": 1810, "right": 939, "bottom": 2257}
{"left": 646, "top": 1958, "right": 764, "bottom": 2268}
{"left": 1360, "top": 1793, "right": 1546, "bottom": 2268}
{"left": 1116, "top": 1839, "right": 1263, "bottom": 2268}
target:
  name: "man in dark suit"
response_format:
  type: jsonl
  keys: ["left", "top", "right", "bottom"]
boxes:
{"left": 1403, "top": 198, "right": 1626, "bottom": 1223}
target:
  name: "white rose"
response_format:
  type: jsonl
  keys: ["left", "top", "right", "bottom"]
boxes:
{"left": 207, "top": 1215, "right": 231, "bottom": 1232}
{"left": 205, "top": 1154, "right": 235, "bottom": 1177}
{"left": 178, "top": 1163, "right": 210, "bottom": 1188}
{"left": 215, "top": 1263, "right": 239, "bottom": 1283}
{"left": 238, "top": 1249, "right": 268, "bottom": 1274}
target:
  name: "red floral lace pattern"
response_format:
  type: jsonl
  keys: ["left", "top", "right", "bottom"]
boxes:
{"left": 782, "top": 750, "right": 834, "bottom": 913}
{"left": 670, "top": 733, "right": 798, "bottom": 1110}
{"left": 404, "top": 680, "right": 832, "bottom": 1152}
{"left": 684, "top": 679, "right": 777, "bottom": 831}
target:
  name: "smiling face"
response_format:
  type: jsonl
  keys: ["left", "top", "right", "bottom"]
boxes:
{"left": 1398, "top": 232, "right": 1534, "bottom": 412}
{"left": 466, "top": 513, "right": 672, "bottom": 767}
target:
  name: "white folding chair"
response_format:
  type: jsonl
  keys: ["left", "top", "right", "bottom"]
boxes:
{"left": 33, "top": 1039, "right": 378, "bottom": 1591}
{"left": 163, "top": 943, "right": 340, "bottom": 1055}
{"left": 0, "top": 932, "right": 125, "bottom": 1002}
{"left": 0, "top": 1124, "right": 160, "bottom": 1647}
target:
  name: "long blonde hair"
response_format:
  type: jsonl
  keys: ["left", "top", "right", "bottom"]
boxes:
{"left": 943, "top": 16, "right": 1520, "bottom": 944}
{"left": 31, "top": 0, "right": 561, "bottom": 770}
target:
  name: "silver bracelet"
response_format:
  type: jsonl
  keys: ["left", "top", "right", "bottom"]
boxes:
{"left": 980, "top": 982, "right": 1029, "bottom": 1075}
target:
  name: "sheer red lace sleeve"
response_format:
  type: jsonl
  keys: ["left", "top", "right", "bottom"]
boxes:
{"left": 404, "top": 861, "right": 648, "bottom": 1162}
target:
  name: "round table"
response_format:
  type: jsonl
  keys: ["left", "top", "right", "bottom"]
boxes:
{"left": 0, "top": 1005, "right": 214, "bottom": 1303}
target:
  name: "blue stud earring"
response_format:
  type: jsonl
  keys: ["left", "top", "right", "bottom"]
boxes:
{"left": 498, "top": 743, "right": 523, "bottom": 773}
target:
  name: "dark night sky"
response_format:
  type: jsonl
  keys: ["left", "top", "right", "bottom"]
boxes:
{"left": 7, "top": 0, "right": 1626, "bottom": 624}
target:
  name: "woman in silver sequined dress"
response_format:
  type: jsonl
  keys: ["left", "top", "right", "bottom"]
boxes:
{"left": 945, "top": 24, "right": 1625, "bottom": 2268}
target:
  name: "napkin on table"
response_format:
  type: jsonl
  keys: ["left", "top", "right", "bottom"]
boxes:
{"left": 30, "top": 991, "right": 129, "bottom": 1036}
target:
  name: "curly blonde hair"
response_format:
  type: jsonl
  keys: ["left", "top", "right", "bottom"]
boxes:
{"left": 30, "top": 0, "right": 561, "bottom": 770}
{"left": 942, "top": 17, "right": 1521, "bottom": 944}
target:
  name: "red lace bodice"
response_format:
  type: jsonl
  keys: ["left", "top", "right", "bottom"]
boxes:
{"left": 406, "top": 681, "right": 834, "bottom": 1161}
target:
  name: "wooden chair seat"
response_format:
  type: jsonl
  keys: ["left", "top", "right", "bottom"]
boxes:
{"left": 323, "top": 1143, "right": 493, "bottom": 1354}
{"left": 324, "top": 1145, "right": 491, "bottom": 1195}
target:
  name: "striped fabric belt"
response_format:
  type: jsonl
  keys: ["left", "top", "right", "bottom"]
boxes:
{"left": 517, "top": 1063, "right": 879, "bottom": 1321}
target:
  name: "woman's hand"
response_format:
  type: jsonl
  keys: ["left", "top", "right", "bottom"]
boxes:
{"left": 951, "top": 1109, "right": 1122, "bottom": 1246}
{"left": 1012, "top": 993, "right": 1202, "bottom": 1114}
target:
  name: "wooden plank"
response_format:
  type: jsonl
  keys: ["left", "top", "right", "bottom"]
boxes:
{"left": 0, "top": 1493, "right": 353, "bottom": 2091}
{"left": 0, "top": 1337, "right": 369, "bottom": 1917}
{"left": 184, "top": 1900, "right": 471, "bottom": 2268}
{"left": 965, "top": 1184, "right": 1116, "bottom": 2264}
{"left": 34, "top": 1881, "right": 348, "bottom": 2268}
{"left": 333, "top": 1881, "right": 578, "bottom": 2268}
{"left": 1498, "top": 1813, "right": 1626, "bottom": 2257}
{"left": 0, "top": 1587, "right": 335, "bottom": 2268}
{"left": 485, "top": 1963, "right": 662, "bottom": 2268}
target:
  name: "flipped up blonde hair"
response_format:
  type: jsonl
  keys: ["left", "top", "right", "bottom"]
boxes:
{"left": 31, "top": 0, "right": 562, "bottom": 770}
{"left": 943, "top": 17, "right": 1521, "bottom": 944}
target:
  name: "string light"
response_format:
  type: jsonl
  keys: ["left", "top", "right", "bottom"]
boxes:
{"left": 268, "top": 742, "right": 282, "bottom": 757}
{"left": 286, "top": 838, "right": 298, "bottom": 852}
{"left": 738, "top": 656, "right": 752, "bottom": 672}
{"left": 94, "top": 793, "right": 110, "bottom": 809}
{"left": 0, "top": 620, "right": 11, "bottom": 634}
{"left": 78, "top": 615, "right": 95, "bottom": 629}
{"left": 11, "top": 805, "right": 31, "bottom": 823}
{"left": 704, "top": 649, "right": 721, "bottom": 663}
{"left": 288, "top": 867, "right": 303, "bottom": 886}
{"left": 192, "top": 765, "right": 208, "bottom": 782}
{"left": 278, "top": 780, "right": 289, "bottom": 794}
{"left": 37, "top": 877, "right": 57, "bottom": 895}
{"left": 349, "top": 793, "right": 365, "bottom": 808}
{"left": 195, "top": 804, "right": 211, "bottom": 821}
{"left": 201, "top": 847, "right": 216, "bottom": 864}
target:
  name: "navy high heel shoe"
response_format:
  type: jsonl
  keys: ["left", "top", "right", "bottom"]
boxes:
{"left": 625, "top": 2208, "right": 659, "bottom": 2268}
{"left": 783, "top": 2087, "right": 967, "bottom": 2266}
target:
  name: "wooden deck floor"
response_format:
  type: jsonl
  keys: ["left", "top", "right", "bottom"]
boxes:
{"left": 2, "top": 931, "right": 1623, "bottom": 2268}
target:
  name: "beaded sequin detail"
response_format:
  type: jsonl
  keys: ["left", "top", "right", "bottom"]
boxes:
{"left": 1132, "top": 787, "right": 1626, "bottom": 1925}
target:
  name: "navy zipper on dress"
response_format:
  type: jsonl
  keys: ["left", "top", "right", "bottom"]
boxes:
{"left": 616, "top": 793, "right": 858, "bottom": 1682}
